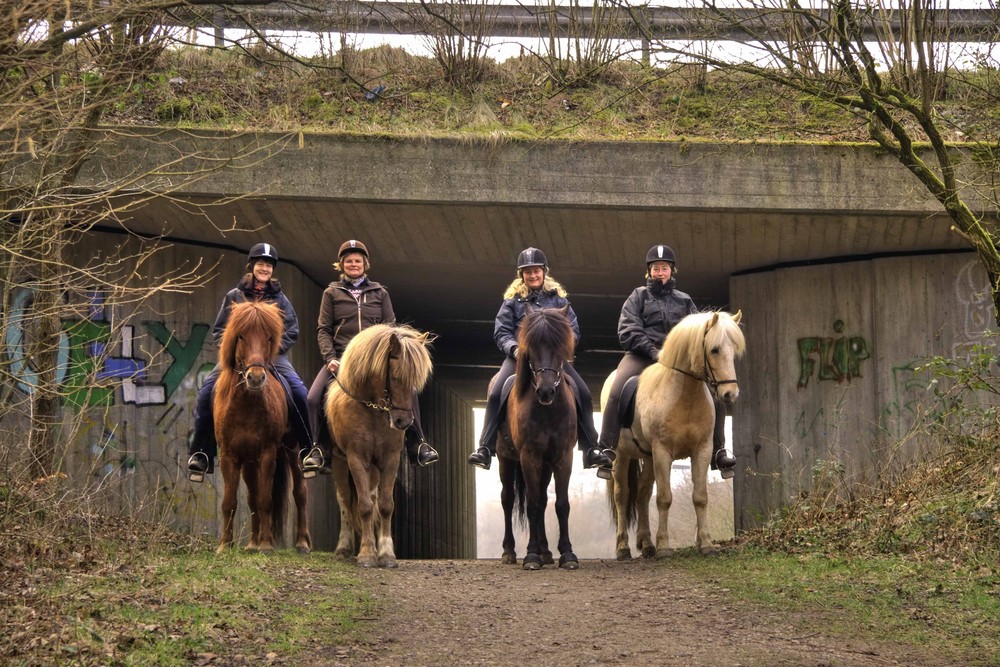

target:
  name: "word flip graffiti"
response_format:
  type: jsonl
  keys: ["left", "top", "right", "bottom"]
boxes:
{"left": 797, "top": 319, "right": 871, "bottom": 389}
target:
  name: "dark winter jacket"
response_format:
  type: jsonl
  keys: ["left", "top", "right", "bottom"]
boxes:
{"left": 493, "top": 276, "right": 580, "bottom": 358}
{"left": 618, "top": 278, "right": 698, "bottom": 360}
{"left": 211, "top": 275, "right": 299, "bottom": 355}
{"left": 316, "top": 278, "right": 395, "bottom": 363}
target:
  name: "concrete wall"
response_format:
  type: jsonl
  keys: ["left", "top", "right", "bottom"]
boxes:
{"left": 730, "top": 252, "right": 996, "bottom": 530}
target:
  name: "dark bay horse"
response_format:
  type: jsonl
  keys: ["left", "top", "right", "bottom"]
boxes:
{"left": 324, "top": 323, "right": 433, "bottom": 568}
{"left": 214, "top": 301, "right": 311, "bottom": 555}
{"left": 497, "top": 305, "right": 579, "bottom": 571}
{"left": 601, "top": 311, "right": 744, "bottom": 558}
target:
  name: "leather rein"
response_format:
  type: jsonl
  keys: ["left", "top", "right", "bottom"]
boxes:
{"left": 671, "top": 326, "right": 737, "bottom": 391}
{"left": 332, "top": 356, "right": 411, "bottom": 423}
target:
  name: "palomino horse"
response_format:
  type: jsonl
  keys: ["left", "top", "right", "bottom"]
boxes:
{"left": 496, "top": 305, "right": 579, "bottom": 570}
{"left": 601, "top": 311, "right": 744, "bottom": 558}
{"left": 214, "top": 301, "right": 311, "bottom": 555}
{"left": 324, "top": 323, "right": 433, "bottom": 568}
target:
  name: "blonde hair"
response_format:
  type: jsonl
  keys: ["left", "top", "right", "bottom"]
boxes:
{"left": 503, "top": 274, "right": 568, "bottom": 299}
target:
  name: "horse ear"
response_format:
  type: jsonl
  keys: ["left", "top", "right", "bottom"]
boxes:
{"left": 389, "top": 332, "right": 402, "bottom": 356}
{"left": 558, "top": 305, "right": 570, "bottom": 316}
{"left": 732, "top": 309, "right": 742, "bottom": 324}
{"left": 525, "top": 303, "right": 537, "bottom": 315}
{"left": 709, "top": 311, "right": 720, "bottom": 329}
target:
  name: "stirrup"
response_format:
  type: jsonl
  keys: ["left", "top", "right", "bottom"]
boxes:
{"left": 187, "top": 452, "right": 209, "bottom": 483}
{"left": 416, "top": 442, "right": 439, "bottom": 467}
{"left": 714, "top": 449, "right": 736, "bottom": 479}
{"left": 468, "top": 447, "right": 492, "bottom": 470}
{"left": 301, "top": 446, "right": 325, "bottom": 479}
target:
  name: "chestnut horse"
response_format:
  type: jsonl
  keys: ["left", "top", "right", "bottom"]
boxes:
{"left": 496, "top": 305, "right": 579, "bottom": 570}
{"left": 324, "top": 323, "right": 433, "bottom": 568}
{"left": 601, "top": 311, "right": 744, "bottom": 558}
{"left": 214, "top": 301, "right": 311, "bottom": 555}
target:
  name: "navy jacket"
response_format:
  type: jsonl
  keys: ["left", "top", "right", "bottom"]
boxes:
{"left": 618, "top": 278, "right": 698, "bottom": 360}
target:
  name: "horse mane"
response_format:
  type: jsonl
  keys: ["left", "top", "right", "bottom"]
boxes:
{"left": 648, "top": 311, "right": 746, "bottom": 385}
{"left": 337, "top": 323, "right": 433, "bottom": 395}
{"left": 217, "top": 301, "right": 283, "bottom": 370}
{"left": 514, "top": 307, "right": 575, "bottom": 391}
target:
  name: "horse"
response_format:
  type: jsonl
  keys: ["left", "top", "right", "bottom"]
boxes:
{"left": 213, "top": 301, "right": 311, "bottom": 555}
{"left": 496, "top": 305, "right": 579, "bottom": 571}
{"left": 324, "top": 323, "right": 433, "bottom": 568}
{"left": 601, "top": 310, "right": 744, "bottom": 559}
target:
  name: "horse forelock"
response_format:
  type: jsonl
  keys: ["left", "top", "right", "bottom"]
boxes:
{"left": 516, "top": 309, "right": 574, "bottom": 362}
{"left": 657, "top": 311, "right": 745, "bottom": 375}
{"left": 218, "top": 301, "right": 283, "bottom": 370}
{"left": 338, "top": 324, "right": 432, "bottom": 394}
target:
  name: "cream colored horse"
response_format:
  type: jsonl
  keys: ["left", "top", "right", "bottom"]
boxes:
{"left": 601, "top": 311, "right": 744, "bottom": 558}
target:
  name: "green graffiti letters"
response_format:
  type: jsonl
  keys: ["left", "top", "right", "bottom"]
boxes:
{"left": 797, "top": 319, "right": 871, "bottom": 388}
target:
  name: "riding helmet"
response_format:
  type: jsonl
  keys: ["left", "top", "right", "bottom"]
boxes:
{"left": 645, "top": 244, "right": 675, "bottom": 267}
{"left": 247, "top": 242, "right": 278, "bottom": 266}
{"left": 338, "top": 239, "right": 369, "bottom": 259}
{"left": 517, "top": 247, "right": 548, "bottom": 270}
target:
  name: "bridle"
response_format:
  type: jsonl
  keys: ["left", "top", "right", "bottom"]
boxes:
{"left": 672, "top": 327, "right": 738, "bottom": 392}
{"left": 528, "top": 359, "right": 564, "bottom": 390}
{"left": 333, "top": 354, "right": 412, "bottom": 424}
{"left": 236, "top": 360, "right": 269, "bottom": 391}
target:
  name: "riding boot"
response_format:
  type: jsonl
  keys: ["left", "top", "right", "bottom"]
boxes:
{"left": 405, "top": 426, "right": 439, "bottom": 467}
{"left": 574, "top": 393, "right": 614, "bottom": 476}
{"left": 469, "top": 398, "right": 503, "bottom": 470}
{"left": 710, "top": 402, "right": 736, "bottom": 479}
{"left": 187, "top": 378, "right": 218, "bottom": 482}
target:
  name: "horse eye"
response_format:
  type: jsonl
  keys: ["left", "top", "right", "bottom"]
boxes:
{"left": 710, "top": 346, "right": 720, "bottom": 354}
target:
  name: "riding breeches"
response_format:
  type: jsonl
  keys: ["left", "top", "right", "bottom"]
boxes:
{"left": 598, "top": 353, "right": 653, "bottom": 450}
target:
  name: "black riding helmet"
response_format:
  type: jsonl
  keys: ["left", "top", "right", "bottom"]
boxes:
{"left": 247, "top": 243, "right": 278, "bottom": 270}
{"left": 645, "top": 244, "right": 675, "bottom": 267}
{"left": 517, "top": 247, "right": 548, "bottom": 270}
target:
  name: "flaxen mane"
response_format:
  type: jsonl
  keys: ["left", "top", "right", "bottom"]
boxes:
{"left": 645, "top": 311, "right": 746, "bottom": 390}
{"left": 218, "top": 302, "right": 283, "bottom": 370}
{"left": 336, "top": 323, "right": 433, "bottom": 395}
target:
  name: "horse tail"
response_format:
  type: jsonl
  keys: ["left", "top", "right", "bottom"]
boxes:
{"left": 271, "top": 447, "right": 291, "bottom": 546}
{"left": 511, "top": 461, "right": 528, "bottom": 528}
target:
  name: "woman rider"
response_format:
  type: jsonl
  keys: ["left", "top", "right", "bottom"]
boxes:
{"left": 467, "top": 247, "right": 614, "bottom": 472}
{"left": 596, "top": 244, "right": 737, "bottom": 477}
{"left": 187, "top": 243, "right": 317, "bottom": 481}
{"left": 305, "top": 240, "right": 439, "bottom": 473}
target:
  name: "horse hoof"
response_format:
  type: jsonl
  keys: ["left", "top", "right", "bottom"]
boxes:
{"left": 357, "top": 557, "right": 378, "bottom": 568}
{"left": 501, "top": 552, "right": 517, "bottom": 565}
{"left": 641, "top": 546, "right": 656, "bottom": 559}
{"left": 541, "top": 551, "right": 555, "bottom": 565}
{"left": 296, "top": 546, "right": 311, "bottom": 555}
{"left": 616, "top": 549, "right": 633, "bottom": 561}
{"left": 558, "top": 553, "right": 579, "bottom": 569}
{"left": 700, "top": 546, "right": 721, "bottom": 556}
{"left": 334, "top": 548, "right": 353, "bottom": 560}
{"left": 655, "top": 549, "right": 675, "bottom": 560}
{"left": 380, "top": 558, "right": 399, "bottom": 569}
{"left": 522, "top": 554, "right": 543, "bottom": 571}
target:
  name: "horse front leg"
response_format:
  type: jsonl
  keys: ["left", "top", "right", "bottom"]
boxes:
{"left": 692, "top": 441, "right": 716, "bottom": 555}
{"left": 287, "top": 446, "right": 312, "bottom": 554}
{"left": 635, "top": 455, "right": 656, "bottom": 559}
{"left": 553, "top": 451, "right": 577, "bottom": 570}
{"left": 376, "top": 449, "right": 401, "bottom": 568}
{"left": 216, "top": 456, "right": 239, "bottom": 555}
{"left": 349, "top": 456, "right": 378, "bottom": 568}
{"left": 330, "top": 459, "right": 355, "bottom": 559}
{"left": 498, "top": 457, "right": 518, "bottom": 565}
{"left": 253, "top": 449, "right": 278, "bottom": 554}
{"left": 520, "top": 460, "right": 546, "bottom": 571}
{"left": 610, "top": 453, "right": 632, "bottom": 561}
{"left": 652, "top": 450, "right": 675, "bottom": 559}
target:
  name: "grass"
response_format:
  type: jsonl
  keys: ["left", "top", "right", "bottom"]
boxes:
{"left": 671, "top": 547, "right": 1000, "bottom": 660}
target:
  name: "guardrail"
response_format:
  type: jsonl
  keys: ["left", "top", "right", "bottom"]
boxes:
{"left": 169, "top": 2, "right": 998, "bottom": 43}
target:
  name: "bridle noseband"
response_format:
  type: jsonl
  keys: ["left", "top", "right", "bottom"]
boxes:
{"left": 237, "top": 360, "right": 269, "bottom": 390}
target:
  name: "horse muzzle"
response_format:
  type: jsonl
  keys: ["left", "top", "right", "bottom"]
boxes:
{"left": 390, "top": 408, "right": 414, "bottom": 431}
{"left": 243, "top": 368, "right": 268, "bottom": 391}
{"left": 718, "top": 383, "right": 740, "bottom": 405}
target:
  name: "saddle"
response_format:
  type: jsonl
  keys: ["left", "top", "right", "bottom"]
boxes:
{"left": 618, "top": 375, "right": 640, "bottom": 430}
{"left": 496, "top": 372, "right": 585, "bottom": 429}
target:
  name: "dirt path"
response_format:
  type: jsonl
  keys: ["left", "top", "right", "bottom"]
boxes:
{"left": 306, "top": 558, "right": 958, "bottom": 667}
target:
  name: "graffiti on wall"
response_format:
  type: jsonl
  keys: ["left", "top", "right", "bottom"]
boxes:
{"left": 797, "top": 319, "right": 871, "bottom": 389}
{"left": 3, "top": 286, "right": 210, "bottom": 408}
